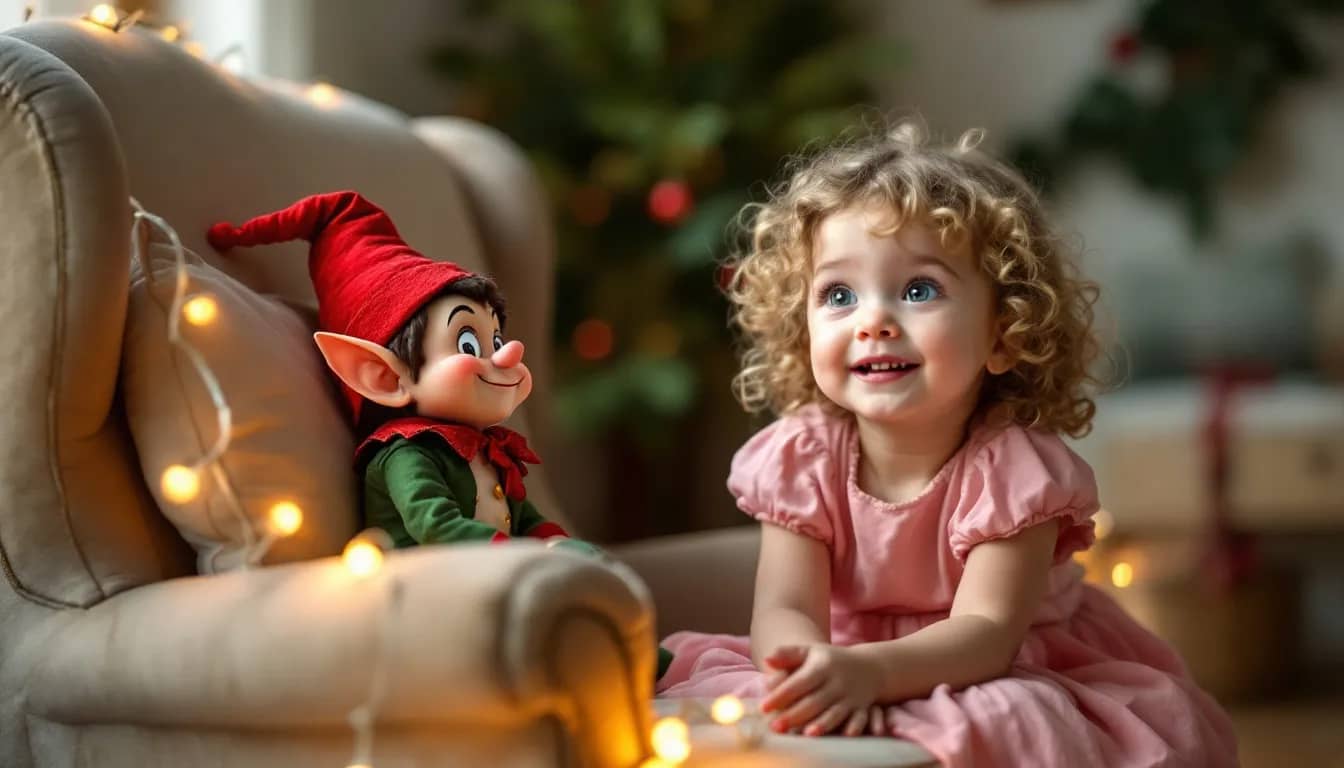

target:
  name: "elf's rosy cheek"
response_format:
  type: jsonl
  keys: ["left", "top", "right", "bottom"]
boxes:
{"left": 443, "top": 353, "right": 485, "bottom": 382}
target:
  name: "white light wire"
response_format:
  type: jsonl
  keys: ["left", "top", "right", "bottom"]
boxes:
{"left": 129, "top": 197, "right": 271, "bottom": 568}
{"left": 347, "top": 577, "right": 404, "bottom": 768}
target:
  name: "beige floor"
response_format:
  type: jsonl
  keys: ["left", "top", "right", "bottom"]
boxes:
{"left": 1229, "top": 697, "right": 1344, "bottom": 768}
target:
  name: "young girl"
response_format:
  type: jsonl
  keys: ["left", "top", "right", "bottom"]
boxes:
{"left": 656, "top": 124, "right": 1238, "bottom": 766}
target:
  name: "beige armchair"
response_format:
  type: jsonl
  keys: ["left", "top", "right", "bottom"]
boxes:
{"left": 0, "top": 18, "right": 666, "bottom": 768}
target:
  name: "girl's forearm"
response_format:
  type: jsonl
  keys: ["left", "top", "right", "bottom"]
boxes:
{"left": 853, "top": 614, "right": 1020, "bottom": 702}
{"left": 750, "top": 607, "right": 828, "bottom": 667}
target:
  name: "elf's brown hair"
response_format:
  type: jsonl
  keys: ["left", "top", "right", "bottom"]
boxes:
{"left": 355, "top": 275, "right": 508, "bottom": 437}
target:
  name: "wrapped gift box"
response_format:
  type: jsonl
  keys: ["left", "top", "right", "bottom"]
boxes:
{"left": 1073, "top": 379, "right": 1344, "bottom": 533}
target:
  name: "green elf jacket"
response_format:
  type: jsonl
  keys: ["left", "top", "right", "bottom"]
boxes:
{"left": 355, "top": 416, "right": 569, "bottom": 547}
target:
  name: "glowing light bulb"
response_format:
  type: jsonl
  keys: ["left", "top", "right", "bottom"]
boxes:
{"left": 268, "top": 501, "right": 303, "bottom": 537}
{"left": 183, "top": 41, "right": 205, "bottom": 59}
{"left": 182, "top": 294, "right": 218, "bottom": 326}
{"left": 88, "top": 4, "right": 118, "bottom": 28}
{"left": 343, "top": 539, "right": 383, "bottom": 577}
{"left": 710, "top": 694, "right": 744, "bottom": 725}
{"left": 160, "top": 464, "right": 200, "bottom": 504}
{"left": 307, "top": 82, "right": 337, "bottom": 107}
{"left": 1111, "top": 561, "right": 1134, "bottom": 589}
{"left": 160, "top": 24, "right": 180, "bottom": 41}
{"left": 218, "top": 49, "right": 245, "bottom": 74}
{"left": 1094, "top": 508, "right": 1115, "bottom": 541}
{"left": 650, "top": 717, "right": 690, "bottom": 764}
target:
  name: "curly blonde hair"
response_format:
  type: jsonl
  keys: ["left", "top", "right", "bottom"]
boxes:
{"left": 725, "top": 121, "right": 1102, "bottom": 437}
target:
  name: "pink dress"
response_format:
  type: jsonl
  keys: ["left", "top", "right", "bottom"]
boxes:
{"left": 657, "top": 404, "right": 1237, "bottom": 767}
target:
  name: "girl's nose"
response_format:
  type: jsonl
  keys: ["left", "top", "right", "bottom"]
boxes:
{"left": 855, "top": 308, "right": 900, "bottom": 341}
{"left": 491, "top": 339, "right": 525, "bottom": 368}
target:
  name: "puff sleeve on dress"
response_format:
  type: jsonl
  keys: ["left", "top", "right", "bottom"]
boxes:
{"left": 948, "top": 426, "right": 1099, "bottom": 564}
{"left": 726, "top": 407, "right": 843, "bottom": 547}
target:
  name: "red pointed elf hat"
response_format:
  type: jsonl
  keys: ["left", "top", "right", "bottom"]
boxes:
{"left": 207, "top": 190, "right": 473, "bottom": 421}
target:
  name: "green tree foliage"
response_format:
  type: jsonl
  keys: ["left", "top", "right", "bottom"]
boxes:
{"left": 431, "top": 0, "right": 899, "bottom": 445}
{"left": 1013, "top": 0, "right": 1344, "bottom": 236}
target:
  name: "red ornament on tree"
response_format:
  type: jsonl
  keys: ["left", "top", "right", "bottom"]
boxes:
{"left": 572, "top": 318, "right": 614, "bottom": 361}
{"left": 1109, "top": 32, "right": 1140, "bottom": 65}
{"left": 647, "top": 179, "right": 694, "bottom": 225}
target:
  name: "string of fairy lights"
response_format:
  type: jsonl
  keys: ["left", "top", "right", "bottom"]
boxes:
{"left": 128, "top": 183, "right": 398, "bottom": 768}
{"left": 22, "top": 5, "right": 1153, "bottom": 766}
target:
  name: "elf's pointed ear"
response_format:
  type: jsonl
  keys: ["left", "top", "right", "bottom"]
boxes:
{"left": 313, "top": 332, "right": 413, "bottom": 408}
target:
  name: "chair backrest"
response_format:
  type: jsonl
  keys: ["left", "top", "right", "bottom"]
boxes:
{"left": 0, "top": 19, "right": 559, "bottom": 609}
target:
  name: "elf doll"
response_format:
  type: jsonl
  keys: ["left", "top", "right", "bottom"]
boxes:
{"left": 206, "top": 190, "right": 588, "bottom": 549}
{"left": 212, "top": 190, "right": 672, "bottom": 677}
{"left": 208, "top": 192, "right": 672, "bottom": 680}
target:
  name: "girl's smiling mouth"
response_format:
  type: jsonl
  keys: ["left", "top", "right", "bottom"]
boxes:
{"left": 850, "top": 355, "right": 919, "bottom": 382}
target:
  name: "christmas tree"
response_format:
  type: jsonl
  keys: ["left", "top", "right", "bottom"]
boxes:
{"left": 431, "top": 1, "right": 896, "bottom": 534}
{"left": 1013, "top": 0, "right": 1344, "bottom": 236}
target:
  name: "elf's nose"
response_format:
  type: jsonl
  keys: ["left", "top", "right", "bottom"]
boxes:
{"left": 492, "top": 339, "right": 525, "bottom": 369}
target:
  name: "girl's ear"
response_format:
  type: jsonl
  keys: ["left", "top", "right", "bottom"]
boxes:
{"left": 986, "top": 318, "right": 1015, "bottom": 375}
{"left": 313, "top": 332, "right": 414, "bottom": 408}
{"left": 987, "top": 348, "right": 1015, "bottom": 376}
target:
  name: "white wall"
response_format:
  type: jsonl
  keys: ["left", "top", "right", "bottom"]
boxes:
{"left": 4, "top": 0, "right": 310, "bottom": 79}
{"left": 155, "top": 0, "right": 316, "bottom": 81}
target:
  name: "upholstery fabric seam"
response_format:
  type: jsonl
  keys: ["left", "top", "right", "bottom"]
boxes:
{"left": 0, "top": 56, "right": 102, "bottom": 609}
{"left": 548, "top": 606, "right": 646, "bottom": 767}
{"left": 494, "top": 556, "right": 648, "bottom": 766}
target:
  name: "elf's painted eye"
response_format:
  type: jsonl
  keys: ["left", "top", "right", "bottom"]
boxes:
{"left": 493, "top": 332, "right": 503, "bottom": 352}
{"left": 457, "top": 328, "right": 482, "bottom": 357}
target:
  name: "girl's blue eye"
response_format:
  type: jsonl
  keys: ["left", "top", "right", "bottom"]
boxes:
{"left": 904, "top": 280, "right": 941, "bottom": 303}
{"left": 824, "top": 285, "right": 857, "bottom": 307}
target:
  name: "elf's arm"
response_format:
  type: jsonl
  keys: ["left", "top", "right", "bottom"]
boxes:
{"left": 514, "top": 498, "right": 567, "bottom": 539}
{"left": 513, "top": 497, "right": 606, "bottom": 557}
{"left": 384, "top": 442, "right": 507, "bottom": 544}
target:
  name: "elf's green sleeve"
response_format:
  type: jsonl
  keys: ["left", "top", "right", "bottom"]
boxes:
{"left": 383, "top": 442, "right": 501, "bottom": 544}
{"left": 513, "top": 497, "right": 606, "bottom": 556}
{"left": 514, "top": 498, "right": 551, "bottom": 536}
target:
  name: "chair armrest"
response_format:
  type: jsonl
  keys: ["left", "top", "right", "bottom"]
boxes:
{"left": 612, "top": 527, "right": 760, "bottom": 637}
{"left": 24, "top": 543, "right": 655, "bottom": 767}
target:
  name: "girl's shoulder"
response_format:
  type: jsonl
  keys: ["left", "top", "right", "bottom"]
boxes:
{"left": 732, "top": 402, "right": 850, "bottom": 472}
{"left": 947, "top": 422, "right": 1099, "bottom": 564}
{"left": 962, "top": 422, "right": 1095, "bottom": 489}
{"left": 727, "top": 403, "right": 850, "bottom": 543}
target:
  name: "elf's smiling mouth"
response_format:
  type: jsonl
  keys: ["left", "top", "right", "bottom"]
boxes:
{"left": 477, "top": 375, "right": 523, "bottom": 388}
